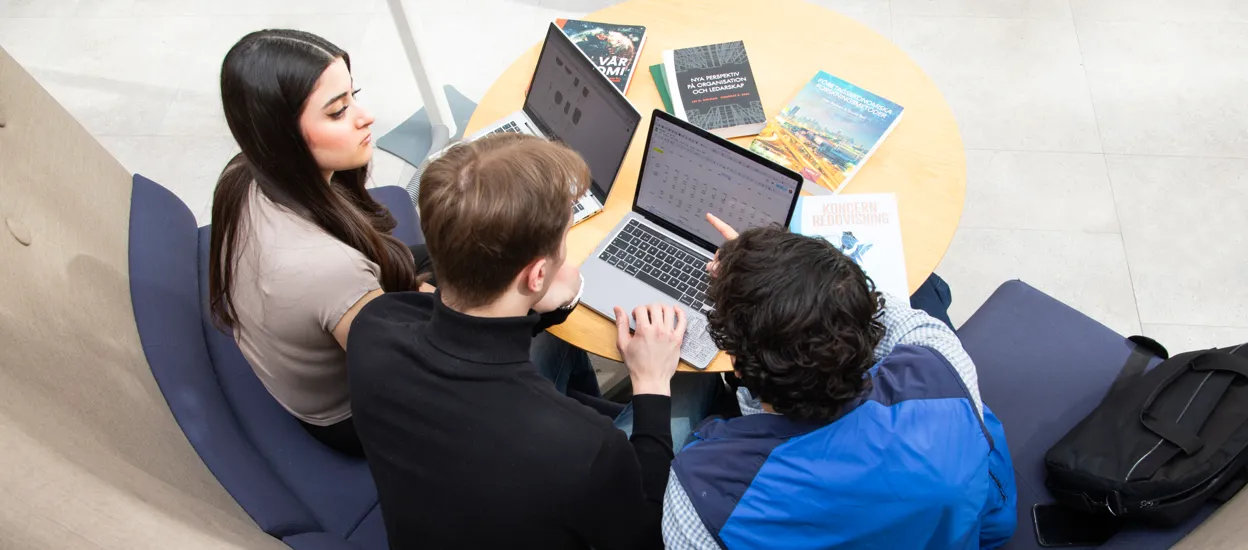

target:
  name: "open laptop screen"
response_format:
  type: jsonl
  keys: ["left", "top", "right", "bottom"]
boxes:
{"left": 525, "top": 23, "right": 640, "bottom": 196}
{"left": 636, "top": 113, "right": 800, "bottom": 249}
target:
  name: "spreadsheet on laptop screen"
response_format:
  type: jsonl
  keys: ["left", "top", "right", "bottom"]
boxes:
{"left": 636, "top": 117, "right": 799, "bottom": 248}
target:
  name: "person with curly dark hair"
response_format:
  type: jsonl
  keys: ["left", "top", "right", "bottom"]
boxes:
{"left": 661, "top": 216, "right": 1018, "bottom": 550}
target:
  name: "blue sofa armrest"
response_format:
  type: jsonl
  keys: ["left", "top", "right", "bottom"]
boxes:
{"left": 129, "top": 174, "right": 320, "bottom": 537}
{"left": 369, "top": 185, "right": 422, "bottom": 246}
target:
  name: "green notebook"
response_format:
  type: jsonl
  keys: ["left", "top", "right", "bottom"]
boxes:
{"left": 649, "top": 63, "right": 674, "bottom": 114}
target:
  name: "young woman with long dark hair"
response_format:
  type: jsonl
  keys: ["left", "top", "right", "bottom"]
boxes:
{"left": 208, "top": 29, "right": 426, "bottom": 456}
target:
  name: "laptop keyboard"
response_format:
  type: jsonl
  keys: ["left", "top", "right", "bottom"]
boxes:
{"left": 489, "top": 121, "right": 522, "bottom": 135}
{"left": 573, "top": 202, "right": 585, "bottom": 214}
{"left": 599, "top": 220, "right": 713, "bottom": 314}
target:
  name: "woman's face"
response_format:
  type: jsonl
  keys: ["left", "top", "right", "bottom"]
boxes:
{"left": 300, "top": 57, "right": 375, "bottom": 176}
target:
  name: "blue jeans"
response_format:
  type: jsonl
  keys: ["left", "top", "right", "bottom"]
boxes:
{"left": 531, "top": 332, "right": 722, "bottom": 451}
{"left": 531, "top": 332, "right": 602, "bottom": 397}
{"left": 910, "top": 273, "right": 954, "bottom": 330}
{"left": 613, "top": 373, "right": 724, "bottom": 451}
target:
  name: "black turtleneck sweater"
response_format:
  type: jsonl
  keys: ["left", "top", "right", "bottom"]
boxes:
{"left": 347, "top": 291, "right": 673, "bottom": 550}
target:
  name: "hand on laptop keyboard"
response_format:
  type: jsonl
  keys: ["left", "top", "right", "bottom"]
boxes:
{"left": 614, "top": 304, "right": 687, "bottom": 395}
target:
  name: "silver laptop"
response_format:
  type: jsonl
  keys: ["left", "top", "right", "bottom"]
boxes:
{"left": 463, "top": 23, "right": 641, "bottom": 225}
{"left": 580, "top": 110, "right": 803, "bottom": 369}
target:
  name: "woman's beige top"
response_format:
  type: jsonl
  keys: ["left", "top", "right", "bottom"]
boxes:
{"left": 230, "top": 184, "right": 381, "bottom": 426}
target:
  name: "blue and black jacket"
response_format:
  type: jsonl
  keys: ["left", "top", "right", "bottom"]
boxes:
{"left": 669, "top": 345, "right": 1018, "bottom": 549}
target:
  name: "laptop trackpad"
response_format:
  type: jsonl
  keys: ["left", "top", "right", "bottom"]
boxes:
{"left": 582, "top": 260, "right": 683, "bottom": 331}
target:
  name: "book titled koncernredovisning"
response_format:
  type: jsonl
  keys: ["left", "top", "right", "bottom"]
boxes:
{"left": 663, "top": 40, "right": 765, "bottom": 138}
{"left": 790, "top": 193, "right": 908, "bottom": 298}
{"left": 556, "top": 19, "right": 647, "bottom": 94}
{"left": 750, "top": 71, "right": 903, "bottom": 195}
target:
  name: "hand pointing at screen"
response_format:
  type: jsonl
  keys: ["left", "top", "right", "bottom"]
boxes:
{"left": 705, "top": 213, "right": 740, "bottom": 277}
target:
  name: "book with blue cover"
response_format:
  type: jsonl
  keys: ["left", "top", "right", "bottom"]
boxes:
{"left": 750, "top": 71, "right": 903, "bottom": 195}
{"left": 789, "top": 193, "right": 908, "bottom": 298}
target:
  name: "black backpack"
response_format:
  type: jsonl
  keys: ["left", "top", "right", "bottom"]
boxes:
{"left": 1045, "top": 338, "right": 1248, "bottom": 526}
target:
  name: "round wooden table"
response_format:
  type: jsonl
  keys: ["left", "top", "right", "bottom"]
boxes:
{"left": 465, "top": 0, "right": 967, "bottom": 372}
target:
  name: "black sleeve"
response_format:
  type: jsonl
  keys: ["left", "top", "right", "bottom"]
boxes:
{"left": 531, "top": 307, "right": 573, "bottom": 335}
{"left": 627, "top": 395, "right": 676, "bottom": 500}
{"left": 573, "top": 396, "right": 673, "bottom": 550}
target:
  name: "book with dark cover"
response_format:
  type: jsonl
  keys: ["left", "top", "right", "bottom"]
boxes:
{"left": 662, "top": 41, "right": 765, "bottom": 138}
{"left": 555, "top": 18, "right": 647, "bottom": 94}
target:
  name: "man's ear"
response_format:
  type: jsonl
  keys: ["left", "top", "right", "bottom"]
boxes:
{"left": 522, "top": 257, "right": 549, "bottom": 294}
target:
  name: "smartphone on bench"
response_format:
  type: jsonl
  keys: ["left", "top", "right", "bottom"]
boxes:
{"left": 1033, "top": 503, "right": 1120, "bottom": 547}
